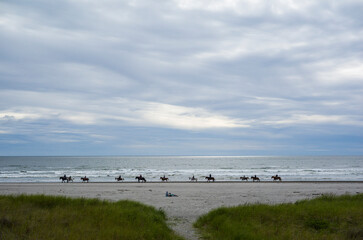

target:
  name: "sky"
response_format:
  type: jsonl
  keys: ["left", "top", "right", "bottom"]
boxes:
{"left": 1, "top": 0, "right": 363, "bottom": 156}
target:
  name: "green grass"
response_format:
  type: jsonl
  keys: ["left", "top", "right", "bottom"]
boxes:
{"left": 0, "top": 194, "right": 184, "bottom": 240}
{"left": 194, "top": 194, "right": 363, "bottom": 240}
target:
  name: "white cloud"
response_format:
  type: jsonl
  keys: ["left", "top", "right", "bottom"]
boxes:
{"left": 174, "top": 0, "right": 316, "bottom": 16}
{"left": 137, "top": 102, "right": 250, "bottom": 130}
{"left": 263, "top": 114, "right": 363, "bottom": 127}
{"left": 0, "top": 90, "right": 249, "bottom": 130}
{"left": 315, "top": 59, "right": 363, "bottom": 85}
{"left": 0, "top": 112, "right": 42, "bottom": 121}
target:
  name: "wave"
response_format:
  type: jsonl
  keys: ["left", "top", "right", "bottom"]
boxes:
{"left": 1, "top": 156, "right": 362, "bottom": 182}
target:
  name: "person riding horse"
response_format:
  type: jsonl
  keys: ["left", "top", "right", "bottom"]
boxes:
{"left": 205, "top": 174, "right": 215, "bottom": 182}
{"left": 135, "top": 175, "right": 146, "bottom": 182}
{"left": 240, "top": 175, "right": 249, "bottom": 181}
{"left": 115, "top": 175, "right": 124, "bottom": 181}
{"left": 271, "top": 174, "right": 282, "bottom": 181}
{"left": 60, "top": 175, "right": 68, "bottom": 183}
{"left": 81, "top": 176, "right": 89, "bottom": 182}
{"left": 160, "top": 175, "right": 168, "bottom": 182}
{"left": 251, "top": 175, "right": 260, "bottom": 182}
{"left": 189, "top": 175, "right": 197, "bottom": 182}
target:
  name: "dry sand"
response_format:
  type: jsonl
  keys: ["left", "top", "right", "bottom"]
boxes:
{"left": 1, "top": 181, "right": 362, "bottom": 239}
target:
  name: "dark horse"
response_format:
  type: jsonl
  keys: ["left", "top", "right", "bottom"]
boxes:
{"left": 59, "top": 176, "right": 68, "bottom": 183}
{"left": 160, "top": 176, "right": 169, "bottom": 182}
{"left": 135, "top": 176, "right": 146, "bottom": 182}
{"left": 205, "top": 175, "right": 215, "bottom": 182}
{"left": 59, "top": 176, "right": 73, "bottom": 183}
{"left": 271, "top": 175, "right": 282, "bottom": 181}
{"left": 81, "top": 176, "right": 89, "bottom": 183}
{"left": 251, "top": 175, "right": 260, "bottom": 182}
{"left": 115, "top": 175, "right": 124, "bottom": 182}
{"left": 240, "top": 176, "right": 249, "bottom": 181}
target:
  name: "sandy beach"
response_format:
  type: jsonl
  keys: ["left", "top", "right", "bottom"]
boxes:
{"left": 1, "top": 181, "right": 362, "bottom": 239}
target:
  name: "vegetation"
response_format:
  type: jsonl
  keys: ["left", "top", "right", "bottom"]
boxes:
{"left": 0, "top": 194, "right": 183, "bottom": 240}
{"left": 194, "top": 194, "right": 363, "bottom": 240}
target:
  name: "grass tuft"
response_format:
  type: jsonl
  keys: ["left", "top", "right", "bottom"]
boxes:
{"left": 0, "top": 194, "right": 183, "bottom": 240}
{"left": 194, "top": 194, "right": 363, "bottom": 240}
{"left": 305, "top": 218, "right": 330, "bottom": 230}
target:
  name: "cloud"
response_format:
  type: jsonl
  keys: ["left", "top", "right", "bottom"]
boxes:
{"left": 136, "top": 101, "right": 250, "bottom": 129}
{"left": 175, "top": 0, "right": 315, "bottom": 16}
{"left": 1, "top": 0, "right": 363, "bottom": 155}
{"left": 263, "top": 114, "right": 363, "bottom": 127}
{"left": 0, "top": 89, "right": 249, "bottom": 130}
{"left": 314, "top": 59, "right": 363, "bottom": 85}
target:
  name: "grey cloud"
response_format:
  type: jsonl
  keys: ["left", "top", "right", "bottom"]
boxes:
{"left": 1, "top": 0, "right": 363, "bottom": 155}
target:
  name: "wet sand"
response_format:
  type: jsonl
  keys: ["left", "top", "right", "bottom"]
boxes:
{"left": 1, "top": 181, "right": 362, "bottom": 239}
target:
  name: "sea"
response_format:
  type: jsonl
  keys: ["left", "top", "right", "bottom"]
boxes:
{"left": 0, "top": 156, "right": 362, "bottom": 183}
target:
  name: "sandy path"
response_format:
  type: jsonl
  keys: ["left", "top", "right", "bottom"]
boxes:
{"left": 1, "top": 182, "right": 362, "bottom": 239}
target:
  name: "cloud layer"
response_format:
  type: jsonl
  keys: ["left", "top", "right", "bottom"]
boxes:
{"left": 1, "top": 0, "right": 363, "bottom": 155}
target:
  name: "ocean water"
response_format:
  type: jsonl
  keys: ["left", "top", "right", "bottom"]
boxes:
{"left": 0, "top": 156, "right": 362, "bottom": 182}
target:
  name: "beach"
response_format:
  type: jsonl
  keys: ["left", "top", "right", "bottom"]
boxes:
{"left": 1, "top": 181, "right": 362, "bottom": 239}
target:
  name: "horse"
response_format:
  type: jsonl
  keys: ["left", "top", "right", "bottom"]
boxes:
{"left": 59, "top": 176, "right": 68, "bottom": 183}
{"left": 271, "top": 175, "right": 282, "bottom": 181}
{"left": 189, "top": 175, "right": 198, "bottom": 182}
{"left": 135, "top": 176, "right": 146, "bottom": 182}
{"left": 81, "top": 176, "right": 89, "bottom": 183}
{"left": 67, "top": 176, "right": 73, "bottom": 183}
{"left": 115, "top": 176, "right": 124, "bottom": 182}
{"left": 240, "top": 176, "right": 249, "bottom": 181}
{"left": 251, "top": 176, "right": 260, "bottom": 182}
{"left": 205, "top": 176, "right": 215, "bottom": 182}
{"left": 160, "top": 176, "right": 169, "bottom": 182}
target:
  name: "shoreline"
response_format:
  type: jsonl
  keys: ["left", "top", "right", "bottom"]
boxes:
{"left": 1, "top": 182, "right": 362, "bottom": 240}
{"left": 1, "top": 180, "right": 363, "bottom": 184}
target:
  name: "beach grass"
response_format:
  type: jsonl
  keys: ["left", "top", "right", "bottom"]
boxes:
{"left": 194, "top": 194, "right": 363, "bottom": 240}
{"left": 0, "top": 194, "right": 184, "bottom": 240}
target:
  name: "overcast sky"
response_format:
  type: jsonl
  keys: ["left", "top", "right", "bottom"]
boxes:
{"left": 1, "top": 0, "right": 363, "bottom": 156}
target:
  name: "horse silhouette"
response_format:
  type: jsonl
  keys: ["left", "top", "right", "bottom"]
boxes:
{"left": 240, "top": 176, "right": 249, "bottom": 181}
{"left": 81, "top": 176, "right": 89, "bottom": 183}
{"left": 135, "top": 176, "right": 146, "bottom": 182}
{"left": 59, "top": 176, "right": 73, "bottom": 183}
{"left": 251, "top": 176, "right": 260, "bottom": 182}
{"left": 205, "top": 176, "right": 215, "bottom": 182}
{"left": 115, "top": 175, "right": 124, "bottom": 182}
{"left": 271, "top": 175, "right": 282, "bottom": 181}
{"left": 160, "top": 176, "right": 169, "bottom": 182}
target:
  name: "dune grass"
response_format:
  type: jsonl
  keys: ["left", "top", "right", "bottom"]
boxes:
{"left": 194, "top": 194, "right": 363, "bottom": 240}
{"left": 0, "top": 194, "right": 183, "bottom": 240}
